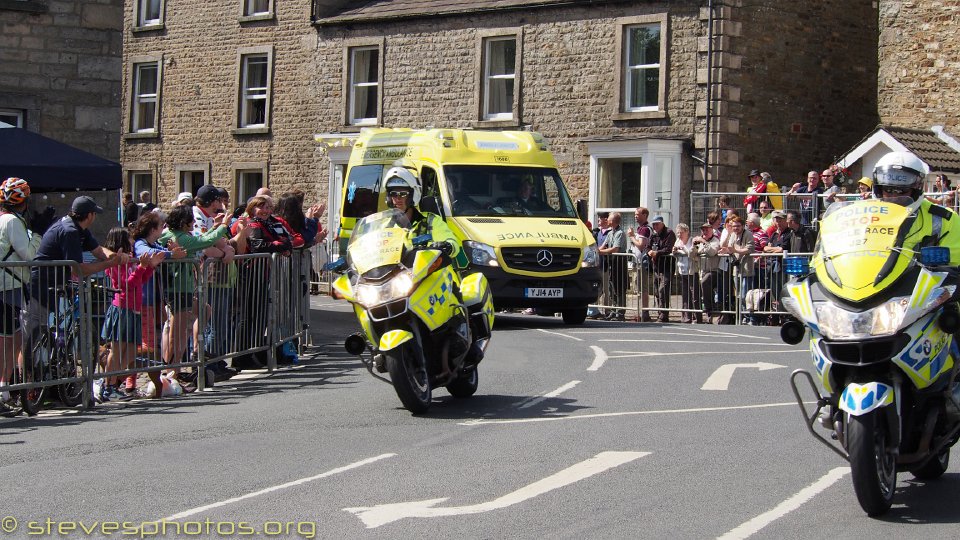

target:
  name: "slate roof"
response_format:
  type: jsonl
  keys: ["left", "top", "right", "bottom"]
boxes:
{"left": 315, "top": 0, "right": 615, "bottom": 25}
{"left": 882, "top": 126, "right": 960, "bottom": 173}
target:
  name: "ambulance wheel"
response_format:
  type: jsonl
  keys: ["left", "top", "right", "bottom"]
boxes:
{"left": 562, "top": 309, "right": 587, "bottom": 325}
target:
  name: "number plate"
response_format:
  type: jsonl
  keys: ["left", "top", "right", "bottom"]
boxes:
{"left": 524, "top": 287, "right": 563, "bottom": 298}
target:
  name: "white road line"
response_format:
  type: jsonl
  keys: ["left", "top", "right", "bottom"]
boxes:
{"left": 587, "top": 346, "right": 607, "bottom": 371}
{"left": 160, "top": 453, "right": 397, "bottom": 521}
{"left": 535, "top": 328, "right": 583, "bottom": 341}
{"left": 568, "top": 329, "right": 773, "bottom": 340}
{"left": 598, "top": 339, "right": 796, "bottom": 346}
{"left": 516, "top": 380, "right": 581, "bottom": 410}
{"left": 717, "top": 467, "right": 850, "bottom": 540}
{"left": 606, "top": 349, "right": 807, "bottom": 359}
{"left": 459, "top": 402, "right": 801, "bottom": 426}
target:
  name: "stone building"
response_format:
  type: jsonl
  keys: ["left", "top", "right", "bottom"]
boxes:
{"left": 0, "top": 0, "right": 122, "bottom": 159}
{"left": 120, "top": 0, "right": 879, "bottom": 232}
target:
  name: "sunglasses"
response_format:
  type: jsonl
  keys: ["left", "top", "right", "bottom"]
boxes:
{"left": 388, "top": 190, "right": 411, "bottom": 199}
{"left": 880, "top": 186, "right": 910, "bottom": 195}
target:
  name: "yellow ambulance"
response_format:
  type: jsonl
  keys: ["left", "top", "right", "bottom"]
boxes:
{"left": 337, "top": 128, "right": 601, "bottom": 324}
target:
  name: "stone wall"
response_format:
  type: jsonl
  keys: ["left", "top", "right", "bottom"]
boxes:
{"left": 705, "top": 0, "right": 879, "bottom": 191}
{"left": 0, "top": 0, "right": 122, "bottom": 160}
{"left": 121, "top": 0, "right": 323, "bottom": 207}
{"left": 878, "top": 0, "right": 960, "bottom": 131}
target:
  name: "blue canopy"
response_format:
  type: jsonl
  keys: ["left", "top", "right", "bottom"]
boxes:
{"left": 0, "top": 127, "right": 121, "bottom": 191}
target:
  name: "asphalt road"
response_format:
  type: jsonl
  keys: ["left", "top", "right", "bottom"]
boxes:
{"left": 2, "top": 299, "right": 959, "bottom": 539}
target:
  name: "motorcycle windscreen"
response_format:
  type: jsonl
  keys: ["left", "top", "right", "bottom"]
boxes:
{"left": 813, "top": 198, "right": 915, "bottom": 302}
{"left": 349, "top": 226, "right": 408, "bottom": 275}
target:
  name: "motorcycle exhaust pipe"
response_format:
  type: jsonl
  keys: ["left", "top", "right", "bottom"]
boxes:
{"left": 780, "top": 320, "right": 806, "bottom": 345}
{"left": 345, "top": 333, "right": 367, "bottom": 356}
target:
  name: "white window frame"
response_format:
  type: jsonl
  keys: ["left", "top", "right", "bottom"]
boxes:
{"left": 131, "top": 61, "right": 159, "bottom": 133}
{"left": 482, "top": 36, "right": 517, "bottom": 121}
{"left": 235, "top": 46, "right": 273, "bottom": 133}
{"left": 613, "top": 14, "right": 668, "bottom": 120}
{"left": 244, "top": 0, "right": 271, "bottom": 16}
{"left": 175, "top": 164, "right": 210, "bottom": 196}
{"left": 624, "top": 24, "right": 661, "bottom": 112}
{"left": 134, "top": 0, "right": 165, "bottom": 30}
{"left": 0, "top": 108, "right": 24, "bottom": 128}
{"left": 347, "top": 45, "right": 381, "bottom": 126}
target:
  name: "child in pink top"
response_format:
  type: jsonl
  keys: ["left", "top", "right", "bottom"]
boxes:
{"left": 97, "top": 227, "right": 164, "bottom": 401}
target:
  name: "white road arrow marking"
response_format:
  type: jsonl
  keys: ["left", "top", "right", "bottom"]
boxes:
{"left": 701, "top": 362, "right": 786, "bottom": 391}
{"left": 344, "top": 451, "right": 650, "bottom": 528}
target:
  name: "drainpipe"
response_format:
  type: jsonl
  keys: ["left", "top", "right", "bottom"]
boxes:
{"left": 704, "top": 0, "right": 715, "bottom": 192}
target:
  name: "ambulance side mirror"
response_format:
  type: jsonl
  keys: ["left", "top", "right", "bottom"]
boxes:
{"left": 576, "top": 199, "right": 589, "bottom": 224}
{"left": 421, "top": 195, "right": 446, "bottom": 220}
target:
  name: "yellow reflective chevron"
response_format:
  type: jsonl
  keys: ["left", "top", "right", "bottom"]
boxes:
{"left": 379, "top": 329, "right": 413, "bottom": 351}
{"left": 788, "top": 282, "right": 815, "bottom": 319}
{"left": 355, "top": 304, "right": 375, "bottom": 344}
{"left": 333, "top": 274, "right": 355, "bottom": 302}
{"left": 411, "top": 249, "right": 440, "bottom": 282}
{"left": 910, "top": 270, "right": 945, "bottom": 309}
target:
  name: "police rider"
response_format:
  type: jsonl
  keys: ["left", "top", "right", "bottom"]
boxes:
{"left": 383, "top": 167, "right": 462, "bottom": 261}
{"left": 873, "top": 151, "right": 960, "bottom": 417}
{"left": 872, "top": 151, "right": 960, "bottom": 264}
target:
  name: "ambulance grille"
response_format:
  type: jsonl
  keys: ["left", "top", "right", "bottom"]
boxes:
{"left": 467, "top": 218, "right": 504, "bottom": 224}
{"left": 501, "top": 247, "right": 581, "bottom": 272}
{"left": 548, "top": 220, "right": 578, "bottom": 225}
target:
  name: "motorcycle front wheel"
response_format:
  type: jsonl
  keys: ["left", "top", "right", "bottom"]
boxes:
{"left": 386, "top": 342, "right": 431, "bottom": 414}
{"left": 847, "top": 411, "right": 897, "bottom": 516}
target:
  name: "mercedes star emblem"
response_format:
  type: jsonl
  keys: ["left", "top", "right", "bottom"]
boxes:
{"left": 536, "top": 249, "right": 553, "bottom": 267}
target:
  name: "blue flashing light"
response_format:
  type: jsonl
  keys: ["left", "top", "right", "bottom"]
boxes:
{"left": 920, "top": 246, "right": 950, "bottom": 266}
{"left": 784, "top": 256, "right": 810, "bottom": 276}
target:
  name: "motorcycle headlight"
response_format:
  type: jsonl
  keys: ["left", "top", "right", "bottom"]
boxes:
{"left": 815, "top": 286, "right": 954, "bottom": 339}
{"left": 355, "top": 271, "right": 416, "bottom": 308}
{"left": 464, "top": 240, "right": 499, "bottom": 267}
{"left": 581, "top": 243, "right": 599, "bottom": 268}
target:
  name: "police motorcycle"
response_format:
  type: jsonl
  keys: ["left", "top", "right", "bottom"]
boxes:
{"left": 328, "top": 206, "right": 494, "bottom": 414}
{"left": 781, "top": 195, "right": 960, "bottom": 515}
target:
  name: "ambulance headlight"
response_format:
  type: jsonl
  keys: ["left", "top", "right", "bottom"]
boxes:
{"left": 464, "top": 241, "right": 499, "bottom": 267}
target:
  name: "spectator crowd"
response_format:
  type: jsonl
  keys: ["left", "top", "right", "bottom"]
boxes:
{"left": 1, "top": 176, "right": 325, "bottom": 416}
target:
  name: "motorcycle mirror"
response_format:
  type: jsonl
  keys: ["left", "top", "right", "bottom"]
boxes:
{"left": 412, "top": 234, "right": 431, "bottom": 246}
{"left": 323, "top": 257, "right": 347, "bottom": 272}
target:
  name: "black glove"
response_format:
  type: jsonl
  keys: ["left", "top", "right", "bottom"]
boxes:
{"left": 29, "top": 206, "right": 56, "bottom": 235}
{"left": 429, "top": 241, "right": 453, "bottom": 256}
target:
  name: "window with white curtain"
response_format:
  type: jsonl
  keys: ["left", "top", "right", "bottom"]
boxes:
{"left": 132, "top": 62, "right": 159, "bottom": 132}
{"left": 349, "top": 46, "right": 379, "bottom": 125}
{"left": 240, "top": 53, "right": 269, "bottom": 128}
{"left": 623, "top": 24, "right": 661, "bottom": 111}
{"left": 482, "top": 37, "right": 516, "bottom": 120}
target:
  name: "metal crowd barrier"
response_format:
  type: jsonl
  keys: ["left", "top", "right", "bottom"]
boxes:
{"left": 0, "top": 251, "right": 312, "bottom": 415}
{"left": 588, "top": 250, "right": 814, "bottom": 325}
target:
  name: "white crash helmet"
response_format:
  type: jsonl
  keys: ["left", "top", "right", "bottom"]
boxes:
{"left": 383, "top": 166, "right": 422, "bottom": 206}
{"left": 872, "top": 151, "right": 928, "bottom": 199}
